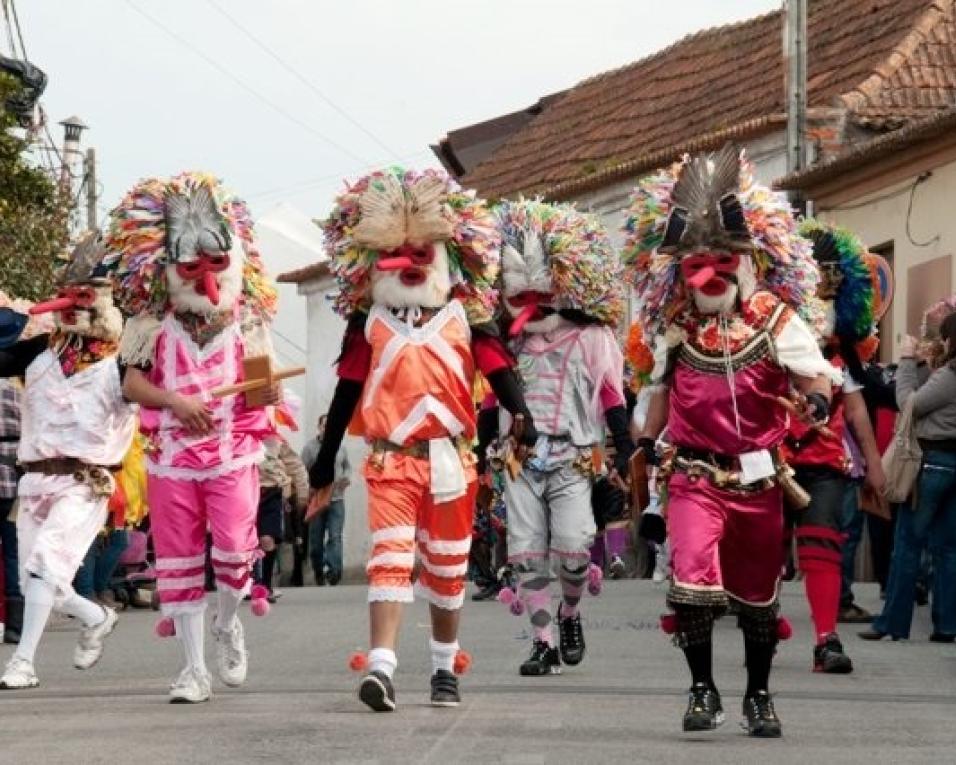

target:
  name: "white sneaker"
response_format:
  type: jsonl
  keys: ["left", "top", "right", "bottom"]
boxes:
{"left": 169, "top": 666, "right": 212, "bottom": 704}
{"left": 213, "top": 619, "right": 248, "bottom": 687}
{"left": 0, "top": 656, "right": 39, "bottom": 689}
{"left": 74, "top": 606, "right": 118, "bottom": 670}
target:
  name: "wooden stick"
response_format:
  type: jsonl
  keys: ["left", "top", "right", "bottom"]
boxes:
{"left": 210, "top": 366, "right": 305, "bottom": 399}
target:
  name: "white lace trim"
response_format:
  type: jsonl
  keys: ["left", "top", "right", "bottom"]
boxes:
{"left": 421, "top": 558, "right": 469, "bottom": 578}
{"left": 159, "top": 599, "right": 208, "bottom": 616}
{"left": 211, "top": 546, "right": 256, "bottom": 564}
{"left": 368, "top": 585, "right": 414, "bottom": 604}
{"left": 157, "top": 574, "right": 206, "bottom": 591}
{"left": 155, "top": 555, "right": 206, "bottom": 571}
{"left": 370, "top": 525, "right": 417, "bottom": 545}
{"left": 418, "top": 530, "right": 471, "bottom": 556}
{"left": 146, "top": 451, "right": 262, "bottom": 481}
{"left": 366, "top": 552, "right": 415, "bottom": 571}
{"left": 214, "top": 579, "right": 251, "bottom": 598}
{"left": 414, "top": 581, "right": 464, "bottom": 611}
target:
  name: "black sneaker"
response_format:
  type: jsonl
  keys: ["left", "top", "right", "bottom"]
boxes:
{"left": 742, "top": 690, "right": 782, "bottom": 737}
{"left": 519, "top": 640, "right": 561, "bottom": 676}
{"left": 557, "top": 607, "right": 586, "bottom": 666}
{"left": 358, "top": 670, "right": 396, "bottom": 712}
{"left": 430, "top": 669, "right": 461, "bottom": 707}
{"left": 813, "top": 633, "right": 853, "bottom": 674}
{"left": 682, "top": 682, "right": 724, "bottom": 731}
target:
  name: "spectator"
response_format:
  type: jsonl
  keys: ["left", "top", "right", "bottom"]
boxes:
{"left": 74, "top": 527, "right": 129, "bottom": 608}
{"left": 862, "top": 311, "right": 956, "bottom": 642}
{"left": 302, "top": 415, "right": 349, "bottom": 586}
{"left": 0, "top": 376, "right": 23, "bottom": 644}
{"left": 256, "top": 437, "right": 309, "bottom": 600}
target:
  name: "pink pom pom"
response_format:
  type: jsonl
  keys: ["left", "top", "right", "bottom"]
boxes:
{"left": 587, "top": 563, "right": 603, "bottom": 596}
{"left": 250, "top": 584, "right": 270, "bottom": 600}
{"left": 776, "top": 616, "right": 793, "bottom": 641}
{"left": 251, "top": 597, "right": 270, "bottom": 617}
{"left": 154, "top": 617, "right": 176, "bottom": 638}
{"left": 497, "top": 587, "right": 515, "bottom": 605}
{"left": 509, "top": 598, "right": 525, "bottom": 616}
{"left": 453, "top": 649, "right": 472, "bottom": 675}
{"left": 348, "top": 652, "right": 368, "bottom": 672}
{"left": 660, "top": 612, "right": 678, "bottom": 635}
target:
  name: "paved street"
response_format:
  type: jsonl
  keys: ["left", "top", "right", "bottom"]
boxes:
{"left": 1, "top": 580, "right": 954, "bottom": 764}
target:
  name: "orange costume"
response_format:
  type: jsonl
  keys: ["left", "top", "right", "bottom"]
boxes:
{"left": 356, "top": 302, "right": 478, "bottom": 608}
{"left": 312, "top": 166, "right": 536, "bottom": 711}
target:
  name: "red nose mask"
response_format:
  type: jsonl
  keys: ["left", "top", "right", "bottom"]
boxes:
{"left": 376, "top": 243, "right": 435, "bottom": 271}
{"left": 508, "top": 290, "right": 554, "bottom": 336}
{"left": 681, "top": 252, "right": 740, "bottom": 296}
{"left": 30, "top": 285, "right": 97, "bottom": 315}
{"left": 175, "top": 253, "right": 231, "bottom": 306}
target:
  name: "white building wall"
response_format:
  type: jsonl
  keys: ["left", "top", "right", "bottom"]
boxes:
{"left": 298, "top": 275, "right": 370, "bottom": 578}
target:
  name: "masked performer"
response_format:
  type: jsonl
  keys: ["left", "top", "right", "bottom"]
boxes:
{"left": 106, "top": 172, "right": 278, "bottom": 704}
{"left": 0, "top": 235, "right": 135, "bottom": 689}
{"left": 307, "top": 168, "right": 536, "bottom": 712}
{"left": 781, "top": 220, "right": 885, "bottom": 674}
{"left": 489, "top": 199, "right": 629, "bottom": 675}
{"left": 623, "top": 145, "right": 839, "bottom": 737}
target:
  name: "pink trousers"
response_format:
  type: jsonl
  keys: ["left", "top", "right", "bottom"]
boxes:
{"left": 147, "top": 465, "right": 260, "bottom": 615}
{"left": 667, "top": 471, "right": 784, "bottom": 606}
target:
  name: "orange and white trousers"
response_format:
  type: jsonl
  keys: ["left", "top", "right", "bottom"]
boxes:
{"left": 364, "top": 452, "right": 476, "bottom": 610}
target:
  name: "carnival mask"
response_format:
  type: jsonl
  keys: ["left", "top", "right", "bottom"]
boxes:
{"left": 681, "top": 248, "right": 756, "bottom": 315}
{"left": 370, "top": 239, "right": 452, "bottom": 310}
{"left": 163, "top": 183, "right": 244, "bottom": 315}
{"left": 501, "top": 232, "right": 566, "bottom": 335}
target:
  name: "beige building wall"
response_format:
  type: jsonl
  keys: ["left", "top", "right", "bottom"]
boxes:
{"left": 815, "top": 158, "right": 956, "bottom": 360}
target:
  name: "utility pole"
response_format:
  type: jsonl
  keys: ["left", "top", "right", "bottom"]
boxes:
{"left": 784, "top": 0, "right": 807, "bottom": 211}
{"left": 84, "top": 147, "right": 97, "bottom": 231}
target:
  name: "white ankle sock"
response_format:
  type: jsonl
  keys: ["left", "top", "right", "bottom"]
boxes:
{"left": 429, "top": 639, "right": 458, "bottom": 674}
{"left": 174, "top": 611, "right": 207, "bottom": 674}
{"left": 14, "top": 577, "right": 56, "bottom": 664}
{"left": 367, "top": 647, "right": 397, "bottom": 679}
{"left": 60, "top": 594, "right": 106, "bottom": 628}
{"left": 215, "top": 589, "right": 243, "bottom": 632}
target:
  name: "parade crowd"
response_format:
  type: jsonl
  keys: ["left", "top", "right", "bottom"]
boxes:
{"left": 0, "top": 147, "right": 955, "bottom": 741}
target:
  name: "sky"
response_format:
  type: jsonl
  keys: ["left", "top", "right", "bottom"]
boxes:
{"left": 15, "top": 0, "right": 781, "bottom": 229}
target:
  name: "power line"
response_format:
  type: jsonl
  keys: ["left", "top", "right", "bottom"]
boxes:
{"left": 271, "top": 325, "right": 307, "bottom": 356}
{"left": 8, "top": 0, "right": 26, "bottom": 58}
{"left": 205, "top": 0, "right": 401, "bottom": 160}
{"left": 246, "top": 148, "right": 435, "bottom": 202}
{"left": 123, "top": 0, "right": 372, "bottom": 167}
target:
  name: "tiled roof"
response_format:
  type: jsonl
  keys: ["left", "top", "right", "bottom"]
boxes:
{"left": 775, "top": 106, "right": 956, "bottom": 190}
{"left": 462, "top": 0, "right": 952, "bottom": 200}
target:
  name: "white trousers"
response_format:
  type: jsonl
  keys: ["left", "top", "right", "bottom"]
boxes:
{"left": 16, "top": 474, "right": 108, "bottom": 606}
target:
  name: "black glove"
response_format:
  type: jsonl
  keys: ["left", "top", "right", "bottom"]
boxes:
{"left": 475, "top": 405, "right": 500, "bottom": 474}
{"left": 486, "top": 368, "right": 538, "bottom": 447}
{"left": 309, "top": 379, "right": 363, "bottom": 489}
{"left": 805, "top": 391, "right": 830, "bottom": 424}
{"left": 605, "top": 405, "right": 635, "bottom": 476}
{"left": 638, "top": 512, "right": 667, "bottom": 544}
{"left": 636, "top": 437, "right": 660, "bottom": 467}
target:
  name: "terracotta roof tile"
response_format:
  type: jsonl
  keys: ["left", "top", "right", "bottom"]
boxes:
{"left": 463, "top": 0, "right": 949, "bottom": 200}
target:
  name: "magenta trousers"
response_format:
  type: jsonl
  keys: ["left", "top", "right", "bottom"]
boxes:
{"left": 667, "top": 471, "right": 784, "bottom": 606}
{"left": 148, "top": 465, "right": 260, "bottom": 615}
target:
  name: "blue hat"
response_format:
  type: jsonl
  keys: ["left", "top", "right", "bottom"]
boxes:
{"left": 0, "top": 307, "right": 28, "bottom": 350}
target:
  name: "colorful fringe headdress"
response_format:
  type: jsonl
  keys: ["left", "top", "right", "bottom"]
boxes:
{"left": 798, "top": 219, "right": 874, "bottom": 342}
{"left": 103, "top": 171, "right": 277, "bottom": 321}
{"left": 495, "top": 198, "right": 625, "bottom": 328}
{"left": 621, "top": 147, "right": 820, "bottom": 342}
{"left": 322, "top": 167, "right": 501, "bottom": 325}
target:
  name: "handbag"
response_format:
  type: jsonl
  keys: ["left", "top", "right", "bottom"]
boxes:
{"left": 881, "top": 398, "right": 922, "bottom": 503}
